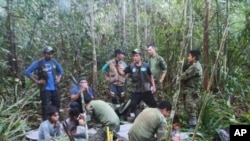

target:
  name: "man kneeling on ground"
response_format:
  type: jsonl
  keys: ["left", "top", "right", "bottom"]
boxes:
{"left": 86, "top": 99, "right": 120, "bottom": 141}
{"left": 128, "top": 100, "right": 172, "bottom": 141}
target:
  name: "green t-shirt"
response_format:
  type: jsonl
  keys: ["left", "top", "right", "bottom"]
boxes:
{"left": 128, "top": 108, "right": 168, "bottom": 141}
{"left": 87, "top": 100, "right": 120, "bottom": 131}
{"left": 148, "top": 55, "right": 167, "bottom": 81}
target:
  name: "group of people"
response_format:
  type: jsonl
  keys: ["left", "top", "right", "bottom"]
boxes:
{"left": 25, "top": 44, "right": 203, "bottom": 141}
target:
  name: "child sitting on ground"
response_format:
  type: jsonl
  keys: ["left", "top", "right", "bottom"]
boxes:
{"left": 38, "top": 105, "right": 63, "bottom": 141}
{"left": 171, "top": 116, "right": 181, "bottom": 141}
{"left": 64, "top": 108, "right": 86, "bottom": 138}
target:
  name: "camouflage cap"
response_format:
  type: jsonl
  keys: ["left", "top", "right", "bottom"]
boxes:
{"left": 42, "top": 46, "right": 55, "bottom": 53}
{"left": 132, "top": 48, "right": 141, "bottom": 54}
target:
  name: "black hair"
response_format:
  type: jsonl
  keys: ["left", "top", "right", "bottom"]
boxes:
{"left": 47, "top": 105, "right": 58, "bottom": 117}
{"left": 69, "top": 108, "right": 80, "bottom": 118}
{"left": 158, "top": 100, "right": 172, "bottom": 111}
{"left": 78, "top": 77, "right": 86, "bottom": 84}
{"left": 173, "top": 115, "right": 180, "bottom": 124}
{"left": 189, "top": 50, "right": 201, "bottom": 61}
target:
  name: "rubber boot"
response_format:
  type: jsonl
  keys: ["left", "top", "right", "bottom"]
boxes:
{"left": 189, "top": 117, "right": 197, "bottom": 132}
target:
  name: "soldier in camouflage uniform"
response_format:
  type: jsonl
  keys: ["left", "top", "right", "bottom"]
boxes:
{"left": 147, "top": 44, "right": 167, "bottom": 102}
{"left": 180, "top": 50, "right": 203, "bottom": 131}
{"left": 128, "top": 101, "right": 172, "bottom": 141}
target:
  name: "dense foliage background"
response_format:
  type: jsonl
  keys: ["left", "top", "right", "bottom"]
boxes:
{"left": 0, "top": 0, "right": 250, "bottom": 140}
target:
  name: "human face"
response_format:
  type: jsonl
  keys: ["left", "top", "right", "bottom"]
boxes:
{"left": 117, "top": 53, "right": 125, "bottom": 60}
{"left": 44, "top": 52, "right": 54, "bottom": 60}
{"left": 50, "top": 112, "right": 59, "bottom": 122}
{"left": 147, "top": 46, "right": 155, "bottom": 56}
{"left": 173, "top": 123, "right": 180, "bottom": 130}
{"left": 187, "top": 53, "right": 195, "bottom": 63}
{"left": 79, "top": 80, "right": 88, "bottom": 88}
{"left": 162, "top": 109, "right": 171, "bottom": 117}
{"left": 133, "top": 53, "right": 141, "bottom": 64}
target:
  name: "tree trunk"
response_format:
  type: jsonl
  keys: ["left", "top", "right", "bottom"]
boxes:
{"left": 133, "top": 0, "right": 140, "bottom": 48}
{"left": 6, "top": 0, "right": 18, "bottom": 79}
{"left": 203, "top": 0, "right": 211, "bottom": 89}
{"left": 87, "top": 1, "right": 97, "bottom": 90}
{"left": 119, "top": 0, "right": 126, "bottom": 48}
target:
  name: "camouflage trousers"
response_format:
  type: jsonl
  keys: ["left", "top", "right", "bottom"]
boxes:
{"left": 153, "top": 82, "right": 164, "bottom": 103}
{"left": 180, "top": 87, "right": 199, "bottom": 125}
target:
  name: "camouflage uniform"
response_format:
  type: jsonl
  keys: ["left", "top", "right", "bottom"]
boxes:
{"left": 148, "top": 55, "right": 167, "bottom": 102}
{"left": 128, "top": 108, "right": 169, "bottom": 141}
{"left": 180, "top": 61, "right": 203, "bottom": 126}
{"left": 86, "top": 100, "right": 120, "bottom": 141}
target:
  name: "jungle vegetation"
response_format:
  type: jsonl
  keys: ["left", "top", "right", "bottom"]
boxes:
{"left": 0, "top": 0, "right": 250, "bottom": 140}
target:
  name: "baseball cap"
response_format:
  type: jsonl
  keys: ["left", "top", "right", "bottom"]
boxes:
{"left": 114, "top": 49, "right": 125, "bottom": 55}
{"left": 42, "top": 46, "right": 55, "bottom": 53}
{"left": 132, "top": 48, "right": 142, "bottom": 54}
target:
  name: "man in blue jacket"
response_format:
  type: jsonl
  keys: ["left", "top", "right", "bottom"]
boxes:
{"left": 25, "top": 45, "right": 64, "bottom": 121}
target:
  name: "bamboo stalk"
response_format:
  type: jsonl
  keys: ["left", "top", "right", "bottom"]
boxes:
{"left": 80, "top": 91, "right": 89, "bottom": 141}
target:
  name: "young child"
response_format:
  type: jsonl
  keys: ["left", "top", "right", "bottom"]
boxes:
{"left": 38, "top": 105, "right": 63, "bottom": 141}
{"left": 64, "top": 108, "right": 85, "bottom": 136}
{"left": 171, "top": 116, "right": 181, "bottom": 141}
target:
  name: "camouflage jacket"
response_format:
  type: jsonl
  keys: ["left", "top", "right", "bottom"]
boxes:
{"left": 180, "top": 61, "right": 203, "bottom": 90}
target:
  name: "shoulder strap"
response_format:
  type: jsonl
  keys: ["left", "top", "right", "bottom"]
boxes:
{"left": 38, "top": 58, "right": 44, "bottom": 69}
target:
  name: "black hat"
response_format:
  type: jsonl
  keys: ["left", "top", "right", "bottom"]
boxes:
{"left": 114, "top": 49, "right": 125, "bottom": 55}
{"left": 132, "top": 48, "right": 142, "bottom": 54}
{"left": 42, "top": 46, "right": 55, "bottom": 53}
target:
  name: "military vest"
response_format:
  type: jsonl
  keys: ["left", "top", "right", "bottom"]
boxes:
{"left": 108, "top": 58, "right": 127, "bottom": 86}
{"left": 130, "top": 62, "right": 152, "bottom": 93}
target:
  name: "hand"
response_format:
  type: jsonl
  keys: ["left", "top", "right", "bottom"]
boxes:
{"left": 115, "top": 64, "right": 119, "bottom": 69}
{"left": 121, "top": 93, "right": 125, "bottom": 97}
{"left": 37, "top": 79, "right": 46, "bottom": 85}
{"left": 159, "top": 79, "right": 164, "bottom": 83}
{"left": 110, "top": 92, "right": 115, "bottom": 97}
{"left": 56, "top": 76, "right": 61, "bottom": 83}
{"left": 77, "top": 114, "right": 85, "bottom": 120}
{"left": 78, "top": 119, "right": 85, "bottom": 126}
{"left": 151, "top": 86, "right": 156, "bottom": 93}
